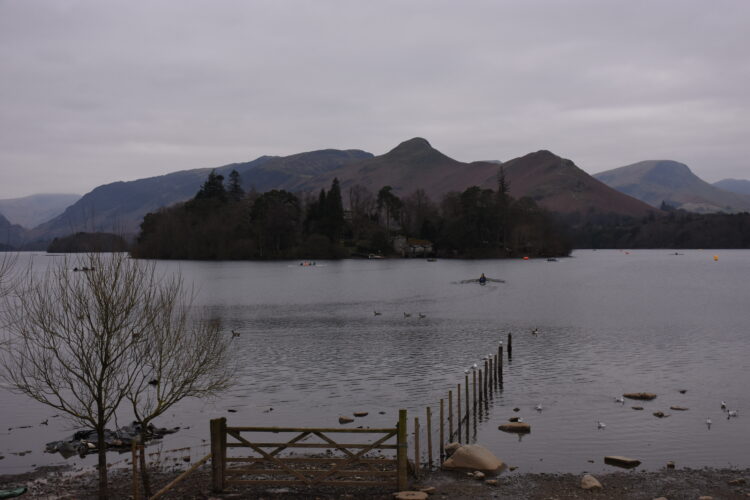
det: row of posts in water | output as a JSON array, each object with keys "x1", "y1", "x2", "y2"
[{"x1": 411, "y1": 332, "x2": 513, "y2": 476}]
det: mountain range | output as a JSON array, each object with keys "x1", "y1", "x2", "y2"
[
  {"x1": 0, "y1": 193, "x2": 80, "y2": 229},
  {"x1": 3, "y1": 138, "x2": 748, "y2": 249},
  {"x1": 594, "y1": 160, "x2": 750, "y2": 213}
]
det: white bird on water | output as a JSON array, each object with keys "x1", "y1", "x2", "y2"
[
  {"x1": 706, "y1": 417, "x2": 712, "y2": 428},
  {"x1": 597, "y1": 421, "x2": 606, "y2": 429},
  {"x1": 535, "y1": 403, "x2": 543, "y2": 412},
  {"x1": 615, "y1": 396, "x2": 625, "y2": 404},
  {"x1": 721, "y1": 401, "x2": 727, "y2": 410},
  {"x1": 727, "y1": 410, "x2": 738, "y2": 418}
]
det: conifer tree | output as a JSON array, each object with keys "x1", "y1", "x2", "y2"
[{"x1": 228, "y1": 169, "x2": 244, "y2": 202}]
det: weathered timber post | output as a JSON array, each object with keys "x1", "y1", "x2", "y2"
[
  {"x1": 472, "y1": 368, "x2": 477, "y2": 409},
  {"x1": 456, "y1": 384, "x2": 462, "y2": 442},
  {"x1": 507, "y1": 332, "x2": 512, "y2": 358},
  {"x1": 464, "y1": 374, "x2": 469, "y2": 423},
  {"x1": 210, "y1": 417, "x2": 226, "y2": 492},
  {"x1": 484, "y1": 359, "x2": 489, "y2": 399},
  {"x1": 439, "y1": 399, "x2": 445, "y2": 463},
  {"x1": 426, "y1": 406, "x2": 433, "y2": 469},
  {"x1": 489, "y1": 356, "x2": 494, "y2": 387},
  {"x1": 478, "y1": 368, "x2": 483, "y2": 405},
  {"x1": 499, "y1": 342, "x2": 504, "y2": 384},
  {"x1": 397, "y1": 409, "x2": 408, "y2": 490},
  {"x1": 464, "y1": 374, "x2": 471, "y2": 444},
  {"x1": 448, "y1": 390, "x2": 453, "y2": 442},
  {"x1": 414, "y1": 417, "x2": 421, "y2": 478}
]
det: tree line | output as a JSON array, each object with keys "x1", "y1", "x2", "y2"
[
  {"x1": 562, "y1": 207, "x2": 750, "y2": 249},
  {"x1": 131, "y1": 169, "x2": 573, "y2": 259}
]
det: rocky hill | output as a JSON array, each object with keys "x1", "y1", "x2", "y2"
[
  {"x1": 595, "y1": 160, "x2": 750, "y2": 213},
  {"x1": 501, "y1": 150, "x2": 656, "y2": 217}
]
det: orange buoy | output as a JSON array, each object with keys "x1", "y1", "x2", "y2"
[
  {"x1": 523, "y1": 256, "x2": 529, "y2": 260},
  {"x1": 713, "y1": 255, "x2": 719, "y2": 261}
]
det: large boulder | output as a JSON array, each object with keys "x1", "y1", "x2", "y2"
[
  {"x1": 581, "y1": 474, "x2": 602, "y2": 490},
  {"x1": 441, "y1": 444, "x2": 504, "y2": 472}
]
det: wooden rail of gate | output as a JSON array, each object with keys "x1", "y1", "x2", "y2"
[{"x1": 210, "y1": 409, "x2": 408, "y2": 492}]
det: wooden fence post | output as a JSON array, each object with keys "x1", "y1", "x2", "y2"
[
  {"x1": 484, "y1": 359, "x2": 490, "y2": 401},
  {"x1": 478, "y1": 368, "x2": 483, "y2": 405},
  {"x1": 472, "y1": 368, "x2": 477, "y2": 409},
  {"x1": 414, "y1": 417, "x2": 421, "y2": 479},
  {"x1": 448, "y1": 390, "x2": 453, "y2": 442},
  {"x1": 397, "y1": 409, "x2": 408, "y2": 490},
  {"x1": 426, "y1": 407, "x2": 433, "y2": 469},
  {"x1": 456, "y1": 384, "x2": 462, "y2": 442},
  {"x1": 507, "y1": 332, "x2": 512, "y2": 358},
  {"x1": 210, "y1": 417, "x2": 226, "y2": 492},
  {"x1": 439, "y1": 399, "x2": 445, "y2": 463},
  {"x1": 499, "y1": 342, "x2": 504, "y2": 384},
  {"x1": 464, "y1": 375, "x2": 469, "y2": 425}
]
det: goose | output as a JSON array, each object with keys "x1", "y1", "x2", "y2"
[
  {"x1": 231, "y1": 329, "x2": 240, "y2": 338},
  {"x1": 531, "y1": 328, "x2": 539, "y2": 335},
  {"x1": 373, "y1": 311, "x2": 382, "y2": 316},
  {"x1": 727, "y1": 410, "x2": 738, "y2": 418},
  {"x1": 403, "y1": 312, "x2": 411, "y2": 318},
  {"x1": 597, "y1": 421, "x2": 606, "y2": 429},
  {"x1": 418, "y1": 313, "x2": 426, "y2": 319},
  {"x1": 615, "y1": 396, "x2": 625, "y2": 404},
  {"x1": 148, "y1": 379, "x2": 159, "y2": 386},
  {"x1": 40, "y1": 419, "x2": 48, "y2": 426},
  {"x1": 721, "y1": 401, "x2": 727, "y2": 410}
]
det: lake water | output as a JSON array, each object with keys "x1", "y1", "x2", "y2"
[{"x1": 1, "y1": 250, "x2": 749, "y2": 475}]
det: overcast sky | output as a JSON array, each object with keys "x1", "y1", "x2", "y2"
[{"x1": 1, "y1": 0, "x2": 749, "y2": 199}]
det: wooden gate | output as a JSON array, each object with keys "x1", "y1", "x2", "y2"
[{"x1": 210, "y1": 409, "x2": 408, "y2": 492}]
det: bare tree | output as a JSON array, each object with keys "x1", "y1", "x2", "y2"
[
  {"x1": 0, "y1": 252, "x2": 17, "y2": 299},
  {"x1": 126, "y1": 279, "x2": 232, "y2": 496},
  {"x1": 0, "y1": 253, "x2": 232, "y2": 500}
]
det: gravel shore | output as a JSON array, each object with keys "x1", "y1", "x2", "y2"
[{"x1": 2, "y1": 464, "x2": 749, "y2": 499}]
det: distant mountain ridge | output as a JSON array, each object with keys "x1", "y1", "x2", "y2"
[
  {"x1": 0, "y1": 193, "x2": 80, "y2": 229},
  {"x1": 713, "y1": 178, "x2": 750, "y2": 196},
  {"x1": 20, "y1": 138, "x2": 663, "y2": 247},
  {"x1": 27, "y1": 149, "x2": 372, "y2": 243},
  {"x1": 286, "y1": 138, "x2": 655, "y2": 218},
  {"x1": 595, "y1": 160, "x2": 750, "y2": 213}
]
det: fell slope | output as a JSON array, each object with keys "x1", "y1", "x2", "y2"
[{"x1": 595, "y1": 160, "x2": 750, "y2": 213}]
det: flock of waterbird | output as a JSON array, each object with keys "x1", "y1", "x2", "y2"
[
  {"x1": 526, "y1": 328, "x2": 741, "y2": 431},
  {"x1": 372, "y1": 310, "x2": 428, "y2": 319},
  {"x1": 594, "y1": 394, "x2": 740, "y2": 431}
]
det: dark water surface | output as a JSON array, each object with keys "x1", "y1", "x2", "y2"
[{"x1": 2, "y1": 250, "x2": 749, "y2": 474}]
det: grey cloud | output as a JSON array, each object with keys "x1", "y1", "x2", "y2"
[{"x1": 1, "y1": 0, "x2": 749, "y2": 198}]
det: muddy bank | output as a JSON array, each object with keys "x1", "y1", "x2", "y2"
[{"x1": 2, "y1": 464, "x2": 749, "y2": 499}]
